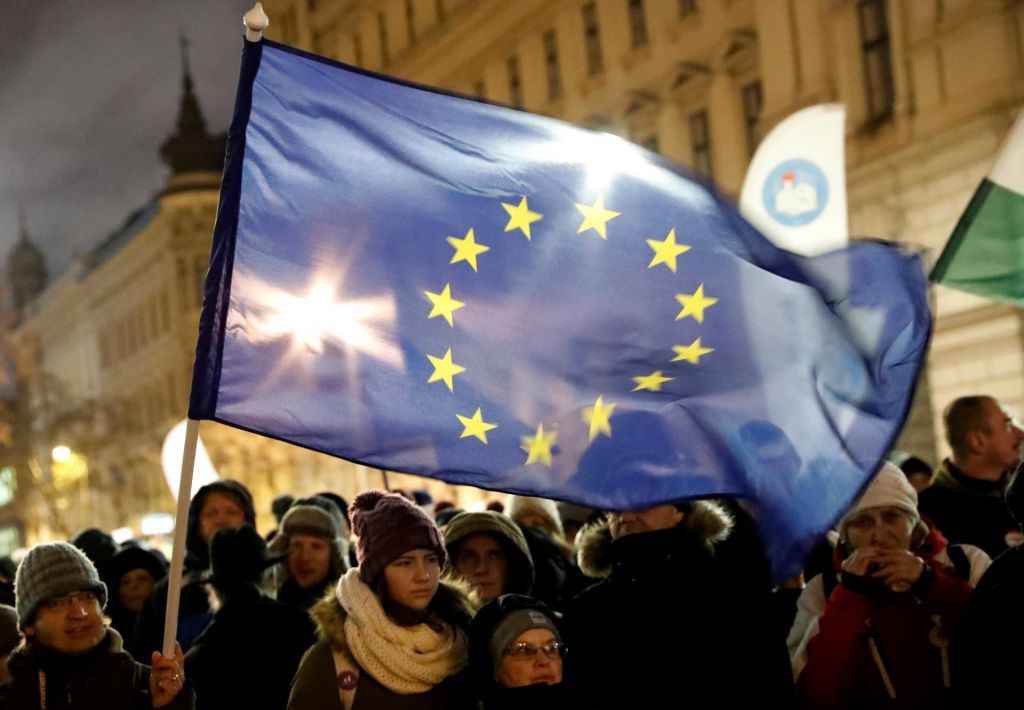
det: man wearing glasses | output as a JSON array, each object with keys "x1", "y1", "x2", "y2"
[
  {"x1": 919, "y1": 395, "x2": 1024, "y2": 557},
  {"x1": 0, "y1": 541, "x2": 193, "y2": 708}
]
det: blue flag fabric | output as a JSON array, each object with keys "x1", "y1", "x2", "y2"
[{"x1": 190, "y1": 40, "x2": 931, "y2": 578}]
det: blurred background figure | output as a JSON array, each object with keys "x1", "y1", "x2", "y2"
[
  {"x1": 106, "y1": 545, "x2": 168, "y2": 660},
  {"x1": 186, "y1": 524, "x2": 315, "y2": 710},
  {"x1": 0, "y1": 604, "x2": 19, "y2": 684},
  {"x1": 269, "y1": 496, "x2": 349, "y2": 611},
  {"x1": 900, "y1": 455, "x2": 935, "y2": 493},
  {"x1": 444, "y1": 511, "x2": 535, "y2": 602}
]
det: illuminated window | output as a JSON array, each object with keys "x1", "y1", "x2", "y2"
[
  {"x1": 405, "y1": 0, "x2": 416, "y2": 44},
  {"x1": 689, "y1": 110, "x2": 712, "y2": 178},
  {"x1": 353, "y1": 33, "x2": 363, "y2": 65},
  {"x1": 741, "y1": 80, "x2": 763, "y2": 156},
  {"x1": 543, "y1": 30, "x2": 561, "y2": 101},
  {"x1": 857, "y1": 0, "x2": 894, "y2": 125},
  {"x1": 507, "y1": 56, "x2": 523, "y2": 108},
  {"x1": 582, "y1": 3, "x2": 603, "y2": 77},
  {"x1": 378, "y1": 12, "x2": 389, "y2": 66},
  {"x1": 628, "y1": 0, "x2": 648, "y2": 48}
]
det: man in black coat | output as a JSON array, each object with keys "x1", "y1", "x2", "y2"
[
  {"x1": 185, "y1": 525, "x2": 316, "y2": 709},
  {"x1": 954, "y1": 462, "x2": 1024, "y2": 708},
  {"x1": 563, "y1": 500, "x2": 792, "y2": 709},
  {"x1": 133, "y1": 480, "x2": 255, "y2": 658}
]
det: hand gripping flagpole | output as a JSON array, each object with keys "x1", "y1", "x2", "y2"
[{"x1": 160, "y1": 4, "x2": 269, "y2": 660}]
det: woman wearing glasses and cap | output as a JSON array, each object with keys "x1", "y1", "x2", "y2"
[{"x1": 469, "y1": 594, "x2": 567, "y2": 709}]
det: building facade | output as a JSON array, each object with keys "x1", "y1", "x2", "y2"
[
  {"x1": 265, "y1": 0, "x2": 1024, "y2": 461},
  {"x1": 3, "y1": 0, "x2": 1022, "y2": 546}
]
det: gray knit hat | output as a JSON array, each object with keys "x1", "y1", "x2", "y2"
[
  {"x1": 15, "y1": 541, "x2": 108, "y2": 630},
  {"x1": 268, "y1": 501, "x2": 349, "y2": 581}
]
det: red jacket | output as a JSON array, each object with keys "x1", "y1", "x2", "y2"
[{"x1": 787, "y1": 526, "x2": 989, "y2": 709}]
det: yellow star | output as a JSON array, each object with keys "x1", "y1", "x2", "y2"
[
  {"x1": 447, "y1": 228, "x2": 490, "y2": 272},
  {"x1": 671, "y1": 338, "x2": 714, "y2": 364},
  {"x1": 632, "y1": 371, "x2": 674, "y2": 392},
  {"x1": 502, "y1": 197, "x2": 543, "y2": 240},
  {"x1": 582, "y1": 395, "x2": 616, "y2": 442},
  {"x1": 646, "y1": 228, "x2": 691, "y2": 272},
  {"x1": 424, "y1": 283, "x2": 465, "y2": 327},
  {"x1": 674, "y1": 284, "x2": 718, "y2": 323},
  {"x1": 426, "y1": 348, "x2": 466, "y2": 392},
  {"x1": 575, "y1": 195, "x2": 620, "y2": 239},
  {"x1": 456, "y1": 408, "x2": 498, "y2": 443},
  {"x1": 520, "y1": 423, "x2": 557, "y2": 466}
]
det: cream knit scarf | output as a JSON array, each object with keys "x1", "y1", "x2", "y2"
[{"x1": 337, "y1": 568, "x2": 468, "y2": 694}]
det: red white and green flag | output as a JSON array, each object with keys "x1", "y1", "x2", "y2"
[{"x1": 932, "y1": 109, "x2": 1024, "y2": 306}]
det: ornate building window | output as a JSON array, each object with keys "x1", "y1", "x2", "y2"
[
  {"x1": 543, "y1": 30, "x2": 562, "y2": 101},
  {"x1": 378, "y1": 11, "x2": 390, "y2": 66},
  {"x1": 405, "y1": 0, "x2": 417, "y2": 45},
  {"x1": 628, "y1": 0, "x2": 648, "y2": 48},
  {"x1": 741, "y1": 80, "x2": 763, "y2": 156},
  {"x1": 857, "y1": 0, "x2": 894, "y2": 125},
  {"x1": 679, "y1": 0, "x2": 698, "y2": 17},
  {"x1": 689, "y1": 110, "x2": 713, "y2": 178},
  {"x1": 582, "y1": 3, "x2": 604, "y2": 77},
  {"x1": 507, "y1": 56, "x2": 523, "y2": 108}
]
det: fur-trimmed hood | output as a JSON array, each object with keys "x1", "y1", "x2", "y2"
[{"x1": 577, "y1": 500, "x2": 734, "y2": 579}]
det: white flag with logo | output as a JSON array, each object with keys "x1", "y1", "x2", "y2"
[{"x1": 740, "y1": 104, "x2": 847, "y2": 256}]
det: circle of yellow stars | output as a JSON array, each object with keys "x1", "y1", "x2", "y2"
[{"x1": 425, "y1": 193, "x2": 718, "y2": 468}]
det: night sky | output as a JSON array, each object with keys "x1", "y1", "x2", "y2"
[{"x1": 0, "y1": 0, "x2": 254, "y2": 283}]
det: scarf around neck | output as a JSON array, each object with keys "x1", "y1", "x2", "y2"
[{"x1": 336, "y1": 568, "x2": 468, "y2": 694}]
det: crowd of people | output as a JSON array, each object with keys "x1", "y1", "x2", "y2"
[{"x1": 0, "y1": 393, "x2": 1021, "y2": 708}]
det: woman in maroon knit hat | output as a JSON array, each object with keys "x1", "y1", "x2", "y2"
[{"x1": 288, "y1": 490, "x2": 474, "y2": 710}]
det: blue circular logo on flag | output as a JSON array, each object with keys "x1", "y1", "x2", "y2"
[{"x1": 762, "y1": 159, "x2": 829, "y2": 227}]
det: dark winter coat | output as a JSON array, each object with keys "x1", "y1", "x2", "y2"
[
  {"x1": 918, "y1": 460, "x2": 1018, "y2": 558},
  {"x1": 0, "y1": 628, "x2": 194, "y2": 710},
  {"x1": 133, "y1": 481, "x2": 256, "y2": 658},
  {"x1": 954, "y1": 540, "x2": 1024, "y2": 707},
  {"x1": 184, "y1": 586, "x2": 315, "y2": 710},
  {"x1": 563, "y1": 501, "x2": 793, "y2": 709},
  {"x1": 287, "y1": 589, "x2": 473, "y2": 710}
]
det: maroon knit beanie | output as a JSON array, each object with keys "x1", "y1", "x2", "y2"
[{"x1": 349, "y1": 490, "x2": 447, "y2": 583}]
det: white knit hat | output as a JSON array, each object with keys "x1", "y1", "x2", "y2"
[{"x1": 838, "y1": 462, "x2": 920, "y2": 540}]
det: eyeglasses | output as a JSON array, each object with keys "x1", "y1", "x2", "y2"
[
  {"x1": 40, "y1": 590, "x2": 99, "y2": 612},
  {"x1": 503, "y1": 640, "x2": 567, "y2": 660}
]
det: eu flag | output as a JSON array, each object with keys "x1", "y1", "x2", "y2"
[{"x1": 190, "y1": 40, "x2": 930, "y2": 578}]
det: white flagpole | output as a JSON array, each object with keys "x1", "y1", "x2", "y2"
[
  {"x1": 159, "y1": 3, "x2": 269, "y2": 660},
  {"x1": 161, "y1": 418, "x2": 200, "y2": 658}
]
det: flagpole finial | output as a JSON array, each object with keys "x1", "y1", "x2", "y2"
[{"x1": 244, "y1": 3, "x2": 269, "y2": 42}]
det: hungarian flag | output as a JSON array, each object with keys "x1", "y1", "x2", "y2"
[{"x1": 933, "y1": 110, "x2": 1024, "y2": 306}]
